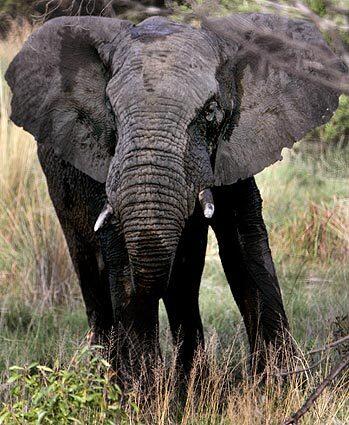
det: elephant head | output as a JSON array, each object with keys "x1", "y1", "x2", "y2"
[{"x1": 6, "y1": 14, "x2": 346, "y2": 296}]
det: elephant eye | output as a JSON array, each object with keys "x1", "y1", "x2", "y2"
[
  {"x1": 205, "y1": 101, "x2": 223, "y2": 123},
  {"x1": 105, "y1": 96, "x2": 113, "y2": 112}
]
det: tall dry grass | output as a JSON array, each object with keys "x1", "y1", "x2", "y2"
[
  {"x1": 0, "y1": 29, "x2": 78, "y2": 309},
  {"x1": 128, "y1": 341, "x2": 348, "y2": 425}
]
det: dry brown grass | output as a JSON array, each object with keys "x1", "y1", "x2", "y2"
[
  {"x1": 0, "y1": 30, "x2": 78, "y2": 309},
  {"x1": 269, "y1": 198, "x2": 349, "y2": 263},
  {"x1": 106, "y1": 337, "x2": 348, "y2": 424}
]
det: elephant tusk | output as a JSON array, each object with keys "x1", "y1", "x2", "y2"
[
  {"x1": 94, "y1": 203, "x2": 114, "y2": 232},
  {"x1": 199, "y1": 189, "x2": 215, "y2": 219}
]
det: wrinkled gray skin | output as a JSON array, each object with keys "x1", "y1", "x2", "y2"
[{"x1": 6, "y1": 14, "x2": 345, "y2": 377}]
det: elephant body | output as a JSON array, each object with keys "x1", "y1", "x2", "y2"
[
  {"x1": 39, "y1": 141, "x2": 287, "y2": 373},
  {"x1": 6, "y1": 14, "x2": 346, "y2": 375}
]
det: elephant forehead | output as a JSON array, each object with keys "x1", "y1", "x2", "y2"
[
  {"x1": 140, "y1": 38, "x2": 218, "y2": 92},
  {"x1": 110, "y1": 28, "x2": 220, "y2": 114}
]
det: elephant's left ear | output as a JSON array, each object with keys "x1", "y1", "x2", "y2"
[
  {"x1": 202, "y1": 13, "x2": 348, "y2": 186},
  {"x1": 6, "y1": 16, "x2": 132, "y2": 183}
]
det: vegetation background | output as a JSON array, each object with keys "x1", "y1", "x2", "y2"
[{"x1": 0, "y1": 0, "x2": 348, "y2": 423}]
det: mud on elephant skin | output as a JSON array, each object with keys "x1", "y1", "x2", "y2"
[{"x1": 5, "y1": 14, "x2": 346, "y2": 375}]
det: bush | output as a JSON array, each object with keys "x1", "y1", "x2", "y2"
[
  {"x1": 320, "y1": 95, "x2": 349, "y2": 145},
  {"x1": 0, "y1": 346, "x2": 137, "y2": 424}
]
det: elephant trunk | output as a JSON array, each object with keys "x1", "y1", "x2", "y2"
[{"x1": 111, "y1": 130, "x2": 189, "y2": 295}]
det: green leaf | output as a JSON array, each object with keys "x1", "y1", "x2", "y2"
[
  {"x1": 37, "y1": 365, "x2": 54, "y2": 373},
  {"x1": 0, "y1": 411, "x2": 11, "y2": 424},
  {"x1": 8, "y1": 366, "x2": 24, "y2": 371},
  {"x1": 70, "y1": 395, "x2": 85, "y2": 404},
  {"x1": 37, "y1": 410, "x2": 47, "y2": 423},
  {"x1": 7, "y1": 375, "x2": 20, "y2": 384},
  {"x1": 100, "y1": 359, "x2": 111, "y2": 368},
  {"x1": 68, "y1": 418, "x2": 82, "y2": 424}
]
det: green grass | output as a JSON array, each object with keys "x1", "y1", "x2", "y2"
[{"x1": 0, "y1": 304, "x2": 87, "y2": 372}]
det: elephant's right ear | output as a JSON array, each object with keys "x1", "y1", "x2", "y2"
[
  {"x1": 5, "y1": 16, "x2": 132, "y2": 183},
  {"x1": 202, "y1": 14, "x2": 347, "y2": 186}
]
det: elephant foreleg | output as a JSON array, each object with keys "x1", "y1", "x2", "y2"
[
  {"x1": 62, "y1": 225, "x2": 114, "y2": 342},
  {"x1": 211, "y1": 177, "x2": 291, "y2": 372},
  {"x1": 163, "y1": 203, "x2": 208, "y2": 376}
]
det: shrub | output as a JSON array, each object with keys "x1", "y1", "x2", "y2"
[
  {"x1": 320, "y1": 95, "x2": 349, "y2": 146},
  {"x1": 0, "y1": 346, "x2": 137, "y2": 424}
]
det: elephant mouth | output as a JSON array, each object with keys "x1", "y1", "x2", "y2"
[
  {"x1": 94, "y1": 188, "x2": 215, "y2": 232},
  {"x1": 93, "y1": 187, "x2": 214, "y2": 295}
]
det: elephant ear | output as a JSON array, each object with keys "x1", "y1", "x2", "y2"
[
  {"x1": 202, "y1": 13, "x2": 347, "y2": 186},
  {"x1": 5, "y1": 16, "x2": 132, "y2": 183}
]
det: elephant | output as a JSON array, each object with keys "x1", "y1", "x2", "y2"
[{"x1": 6, "y1": 13, "x2": 346, "y2": 377}]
